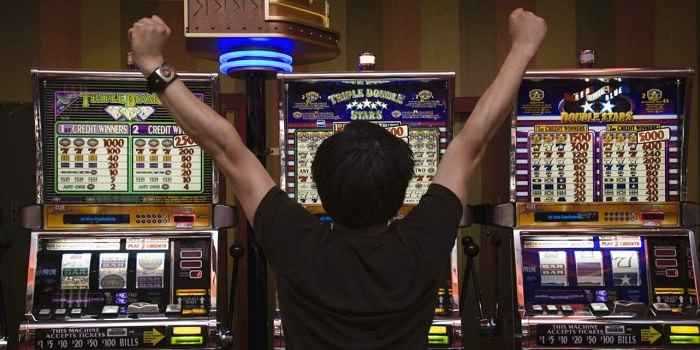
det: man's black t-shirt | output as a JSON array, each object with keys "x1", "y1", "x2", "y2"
[{"x1": 254, "y1": 183, "x2": 462, "y2": 349}]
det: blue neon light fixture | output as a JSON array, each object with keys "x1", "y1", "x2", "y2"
[
  {"x1": 217, "y1": 38, "x2": 295, "y2": 75},
  {"x1": 219, "y1": 49, "x2": 293, "y2": 75}
]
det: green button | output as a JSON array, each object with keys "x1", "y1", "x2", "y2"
[
  {"x1": 427, "y1": 335, "x2": 449, "y2": 345},
  {"x1": 670, "y1": 335, "x2": 700, "y2": 344},
  {"x1": 170, "y1": 336, "x2": 204, "y2": 345}
]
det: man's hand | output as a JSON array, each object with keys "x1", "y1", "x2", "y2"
[
  {"x1": 129, "y1": 15, "x2": 170, "y2": 75},
  {"x1": 509, "y1": 8, "x2": 547, "y2": 59}
]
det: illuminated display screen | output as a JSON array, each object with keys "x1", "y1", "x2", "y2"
[
  {"x1": 514, "y1": 77, "x2": 685, "y2": 203},
  {"x1": 521, "y1": 234, "x2": 696, "y2": 307},
  {"x1": 33, "y1": 236, "x2": 211, "y2": 316},
  {"x1": 37, "y1": 73, "x2": 216, "y2": 204},
  {"x1": 521, "y1": 235, "x2": 649, "y2": 305},
  {"x1": 282, "y1": 75, "x2": 452, "y2": 206}
]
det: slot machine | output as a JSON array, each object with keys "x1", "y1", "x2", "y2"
[
  {"x1": 483, "y1": 68, "x2": 700, "y2": 349},
  {"x1": 18, "y1": 70, "x2": 235, "y2": 350},
  {"x1": 274, "y1": 72, "x2": 462, "y2": 349}
]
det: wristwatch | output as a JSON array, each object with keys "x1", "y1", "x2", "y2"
[{"x1": 146, "y1": 63, "x2": 178, "y2": 93}]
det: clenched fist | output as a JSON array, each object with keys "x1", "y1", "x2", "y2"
[
  {"x1": 129, "y1": 15, "x2": 171, "y2": 75},
  {"x1": 509, "y1": 8, "x2": 547, "y2": 58}
]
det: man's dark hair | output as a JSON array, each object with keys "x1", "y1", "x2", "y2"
[{"x1": 312, "y1": 121, "x2": 414, "y2": 228}]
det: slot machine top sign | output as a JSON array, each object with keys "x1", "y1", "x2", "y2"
[
  {"x1": 33, "y1": 70, "x2": 218, "y2": 205},
  {"x1": 514, "y1": 69, "x2": 692, "y2": 207},
  {"x1": 278, "y1": 72, "x2": 454, "y2": 214}
]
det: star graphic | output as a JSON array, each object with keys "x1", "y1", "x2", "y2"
[
  {"x1": 362, "y1": 99, "x2": 372, "y2": 109},
  {"x1": 581, "y1": 100, "x2": 595, "y2": 113},
  {"x1": 346, "y1": 102, "x2": 355, "y2": 110},
  {"x1": 369, "y1": 102, "x2": 377, "y2": 109},
  {"x1": 620, "y1": 275, "x2": 631, "y2": 286},
  {"x1": 601, "y1": 100, "x2": 615, "y2": 113},
  {"x1": 379, "y1": 102, "x2": 388, "y2": 109}
]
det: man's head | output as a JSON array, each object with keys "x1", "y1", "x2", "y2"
[{"x1": 312, "y1": 121, "x2": 414, "y2": 229}]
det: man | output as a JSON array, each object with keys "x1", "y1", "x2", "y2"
[{"x1": 129, "y1": 8, "x2": 546, "y2": 349}]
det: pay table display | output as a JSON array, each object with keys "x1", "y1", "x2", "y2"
[
  {"x1": 42, "y1": 80, "x2": 214, "y2": 204},
  {"x1": 515, "y1": 76, "x2": 683, "y2": 204},
  {"x1": 280, "y1": 73, "x2": 453, "y2": 210}
]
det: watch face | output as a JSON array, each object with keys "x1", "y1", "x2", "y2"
[{"x1": 160, "y1": 65, "x2": 174, "y2": 79}]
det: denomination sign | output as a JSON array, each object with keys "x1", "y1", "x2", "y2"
[
  {"x1": 536, "y1": 324, "x2": 663, "y2": 347},
  {"x1": 35, "y1": 327, "x2": 169, "y2": 349}
]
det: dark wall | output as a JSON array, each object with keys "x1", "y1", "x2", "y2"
[{"x1": 0, "y1": 103, "x2": 35, "y2": 346}]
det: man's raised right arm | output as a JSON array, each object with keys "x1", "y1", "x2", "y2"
[{"x1": 433, "y1": 8, "x2": 547, "y2": 205}]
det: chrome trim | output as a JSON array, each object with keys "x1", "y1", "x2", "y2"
[
  {"x1": 31, "y1": 69, "x2": 218, "y2": 80},
  {"x1": 19, "y1": 318, "x2": 217, "y2": 330},
  {"x1": 211, "y1": 73, "x2": 221, "y2": 205},
  {"x1": 525, "y1": 68, "x2": 694, "y2": 78},
  {"x1": 169, "y1": 239, "x2": 175, "y2": 306},
  {"x1": 210, "y1": 230, "x2": 219, "y2": 313},
  {"x1": 278, "y1": 72, "x2": 457, "y2": 80},
  {"x1": 689, "y1": 229, "x2": 700, "y2": 303},
  {"x1": 513, "y1": 230, "x2": 525, "y2": 308},
  {"x1": 24, "y1": 232, "x2": 40, "y2": 319},
  {"x1": 522, "y1": 318, "x2": 700, "y2": 326},
  {"x1": 32, "y1": 70, "x2": 43, "y2": 204},
  {"x1": 278, "y1": 81, "x2": 288, "y2": 192}
]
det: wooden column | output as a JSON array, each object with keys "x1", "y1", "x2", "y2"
[
  {"x1": 39, "y1": 0, "x2": 82, "y2": 69},
  {"x1": 381, "y1": 0, "x2": 421, "y2": 70}
]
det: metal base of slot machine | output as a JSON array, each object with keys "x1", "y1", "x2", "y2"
[
  {"x1": 17, "y1": 230, "x2": 225, "y2": 350},
  {"x1": 518, "y1": 229, "x2": 700, "y2": 349},
  {"x1": 485, "y1": 203, "x2": 700, "y2": 350}
]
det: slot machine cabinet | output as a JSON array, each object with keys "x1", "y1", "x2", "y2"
[
  {"x1": 18, "y1": 70, "x2": 235, "y2": 350},
  {"x1": 483, "y1": 68, "x2": 700, "y2": 349},
  {"x1": 273, "y1": 72, "x2": 462, "y2": 349}
]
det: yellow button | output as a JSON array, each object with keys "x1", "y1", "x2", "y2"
[
  {"x1": 429, "y1": 326, "x2": 447, "y2": 334},
  {"x1": 182, "y1": 308, "x2": 208, "y2": 316},
  {"x1": 670, "y1": 326, "x2": 700, "y2": 335},
  {"x1": 175, "y1": 289, "x2": 207, "y2": 297},
  {"x1": 173, "y1": 327, "x2": 202, "y2": 336}
]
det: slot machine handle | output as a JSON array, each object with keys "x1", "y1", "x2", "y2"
[
  {"x1": 218, "y1": 242, "x2": 244, "y2": 349},
  {"x1": 460, "y1": 235, "x2": 496, "y2": 345},
  {"x1": 228, "y1": 242, "x2": 245, "y2": 328}
]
